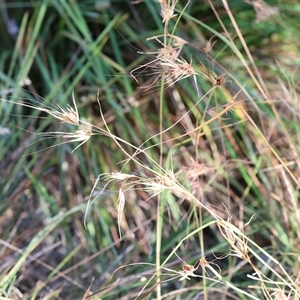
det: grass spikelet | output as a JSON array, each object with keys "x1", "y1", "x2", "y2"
[
  {"x1": 1, "y1": 91, "x2": 94, "y2": 153},
  {"x1": 159, "y1": 0, "x2": 178, "y2": 24},
  {"x1": 117, "y1": 189, "x2": 125, "y2": 238},
  {"x1": 23, "y1": 127, "x2": 92, "y2": 154},
  {"x1": 130, "y1": 54, "x2": 197, "y2": 91},
  {"x1": 217, "y1": 218, "x2": 251, "y2": 262},
  {"x1": 173, "y1": 252, "x2": 200, "y2": 281},
  {"x1": 271, "y1": 289, "x2": 290, "y2": 300},
  {"x1": 1, "y1": 90, "x2": 80, "y2": 125},
  {"x1": 48, "y1": 91, "x2": 79, "y2": 125},
  {"x1": 197, "y1": 61, "x2": 230, "y2": 87}
]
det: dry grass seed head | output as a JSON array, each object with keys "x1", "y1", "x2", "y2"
[
  {"x1": 108, "y1": 172, "x2": 138, "y2": 181},
  {"x1": 183, "y1": 160, "x2": 214, "y2": 181},
  {"x1": 157, "y1": 45, "x2": 181, "y2": 61},
  {"x1": 245, "y1": 0, "x2": 279, "y2": 23},
  {"x1": 84, "y1": 172, "x2": 137, "y2": 228},
  {"x1": 68, "y1": 128, "x2": 92, "y2": 152},
  {"x1": 159, "y1": 0, "x2": 178, "y2": 23},
  {"x1": 173, "y1": 255, "x2": 222, "y2": 282},
  {"x1": 198, "y1": 61, "x2": 229, "y2": 87},
  {"x1": 271, "y1": 288, "x2": 290, "y2": 300},
  {"x1": 182, "y1": 161, "x2": 216, "y2": 195},
  {"x1": 48, "y1": 91, "x2": 79, "y2": 125},
  {"x1": 147, "y1": 34, "x2": 187, "y2": 60},
  {"x1": 178, "y1": 261, "x2": 198, "y2": 281},
  {"x1": 213, "y1": 73, "x2": 229, "y2": 87},
  {"x1": 87, "y1": 172, "x2": 175, "y2": 229},
  {"x1": 131, "y1": 35, "x2": 192, "y2": 89},
  {"x1": 217, "y1": 220, "x2": 250, "y2": 261},
  {"x1": 131, "y1": 56, "x2": 196, "y2": 91},
  {"x1": 23, "y1": 92, "x2": 90, "y2": 152},
  {"x1": 161, "y1": 57, "x2": 197, "y2": 87},
  {"x1": 136, "y1": 172, "x2": 175, "y2": 197},
  {"x1": 174, "y1": 251, "x2": 200, "y2": 281},
  {"x1": 25, "y1": 126, "x2": 92, "y2": 154},
  {"x1": 2, "y1": 91, "x2": 80, "y2": 125},
  {"x1": 202, "y1": 35, "x2": 218, "y2": 54},
  {"x1": 49, "y1": 104, "x2": 78, "y2": 125},
  {"x1": 232, "y1": 237, "x2": 250, "y2": 261}
]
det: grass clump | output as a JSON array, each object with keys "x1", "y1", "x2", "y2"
[{"x1": 1, "y1": 0, "x2": 300, "y2": 299}]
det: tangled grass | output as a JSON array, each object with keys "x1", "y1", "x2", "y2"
[{"x1": 1, "y1": 0, "x2": 300, "y2": 299}]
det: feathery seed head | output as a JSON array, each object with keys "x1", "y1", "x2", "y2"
[
  {"x1": 48, "y1": 91, "x2": 79, "y2": 125},
  {"x1": 49, "y1": 104, "x2": 79, "y2": 125},
  {"x1": 159, "y1": 0, "x2": 178, "y2": 23}
]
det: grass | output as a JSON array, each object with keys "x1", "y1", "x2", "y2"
[{"x1": 1, "y1": 0, "x2": 300, "y2": 299}]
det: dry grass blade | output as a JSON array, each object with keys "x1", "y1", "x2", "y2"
[
  {"x1": 117, "y1": 189, "x2": 125, "y2": 238},
  {"x1": 82, "y1": 278, "x2": 94, "y2": 300}
]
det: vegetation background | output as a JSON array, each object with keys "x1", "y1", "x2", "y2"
[{"x1": 0, "y1": 0, "x2": 300, "y2": 299}]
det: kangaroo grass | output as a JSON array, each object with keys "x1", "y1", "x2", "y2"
[{"x1": 1, "y1": 0, "x2": 300, "y2": 299}]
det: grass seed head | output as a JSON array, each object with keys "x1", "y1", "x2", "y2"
[
  {"x1": 48, "y1": 91, "x2": 79, "y2": 125},
  {"x1": 271, "y1": 289, "x2": 290, "y2": 300},
  {"x1": 52, "y1": 104, "x2": 79, "y2": 125},
  {"x1": 159, "y1": 0, "x2": 178, "y2": 23},
  {"x1": 197, "y1": 61, "x2": 230, "y2": 87},
  {"x1": 161, "y1": 57, "x2": 196, "y2": 87},
  {"x1": 245, "y1": 0, "x2": 279, "y2": 23},
  {"x1": 218, "y1": 220, "x2": 251, "y2": 261},
  {"x1": 178, "y1": 262, "x2": 196, "y2": 281}
]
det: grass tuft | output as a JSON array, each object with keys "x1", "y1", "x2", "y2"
[{"x1": 1, "y1": 0, "x2": 300, "y2": 299}]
